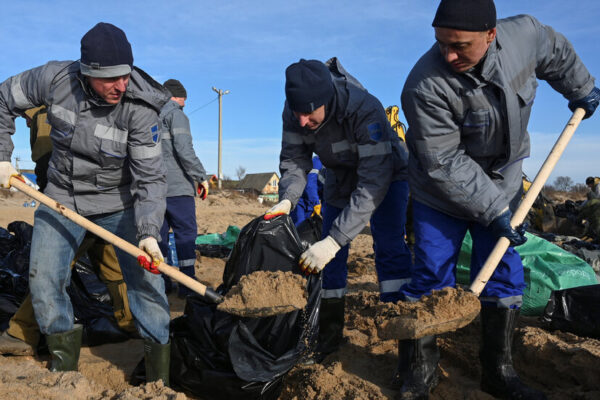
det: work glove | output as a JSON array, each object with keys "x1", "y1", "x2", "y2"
[
  {"x1": 312, "y1": 203, "x2": 322, "y2": 217},
  {"x1": 264, "y1": 199, "x2": 292, "y2": 220},
  {"x1": 299, "y1": 235, "x2": 341, "y2": 274},
  {"x1": 197, "y1": 180, "x2": 209, "y2": 200},
  {"x1": 489, "y1": 208, "x2": 527, "y2": 247},
  {"x1": 568, "y1": 86, "x2": 600, "y2": 119},
  {"x1": 0, "y1": 161, "x2": 19, "y2": 188},
  {"x1": 137, "y1": 236, "x2": 164, "y2": 274}
]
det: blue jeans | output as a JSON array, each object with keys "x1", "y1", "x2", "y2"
[
  {"x1": 321, "y1": 180, "x2": 413, "y2": 302},
  {"x1": 399, "y1": 200, "x2": 526, "y2": 308},
  {"x1": 29, "y1": 204, "x2": 170, "y2": 343}
]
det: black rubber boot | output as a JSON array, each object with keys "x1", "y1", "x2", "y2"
[
  {"x1": 480, "y1": 307, "x2": 547, "y2": 400},
  {"x1": 144, "y1": 340, "x2": 171, "y2": 386},
  {"x1": 46, "y1": 324, "x2": 83, "y2": 372},
  {"x1": 316, "y1": 297, "x2": 345, "y2": 357},
  {"x1": 394, "y1": 335, "x2": 440, "y2": 400}
]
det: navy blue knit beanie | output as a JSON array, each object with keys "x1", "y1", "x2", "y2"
[
  {"x1": 285, "y1": 59, "x2": 334, "y2": 113},
  {"x1": 80, "y1": 22, "x2": 133, "y2": 78},
  {"x1": 432, "y1": 0, "x2": 496, "y2": 31},
  {"x1": 163, "y1": 79, "x2": 187, "y2": 98}
]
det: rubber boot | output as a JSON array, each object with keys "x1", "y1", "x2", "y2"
[
  {"x1": 144, "y1": 340, "x2": 171, "y2": 386},
  {"x1": 480, "y1": 307, "x2": 547, "y2": 400},
  {"x1": 394, "y1": 335, "x2": 440, "y2": 400},
  {"x1": 0, "y1": 331, "x2": 35, "y2": 356},
  {"x1": 46, "y1": 324, "x2": 83, "y2": 372},
  {"x1": 316, "y1": 297, "x2": 345, "y2": 357}
]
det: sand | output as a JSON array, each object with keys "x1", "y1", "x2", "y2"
[
  {"x1": 1, "y1": 190, "x2": 600, "y2": 399},
  {"x1": 217, "y1": 270, "x2": 308, "y2": 318},
  {"x1": 376, "y1": 287, "x2": 482, "y2": 340}
]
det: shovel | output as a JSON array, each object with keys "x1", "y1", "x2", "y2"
[
  {"x1": 378, "y1": 108, "x2": 586, "y2": 340},
  {"x1": 9, "y1": 176, "x2": 224, "y2": 304}
]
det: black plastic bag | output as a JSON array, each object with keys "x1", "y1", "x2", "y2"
[
  {"x1": 0, "y1": 221, "x2": 33, "y2": 329},
  {"x1": 68, "y1": 259, "x2": 133, "y2": 346},
  {"x1": 169, "y1": 215, "x2": 321, "y2": 400},
  {"x1": 295, "y1": 214, "x2": 323, "y2": 249},
  {"x1": 541, "y1": 284, "x2": 600, "y2": 339}
]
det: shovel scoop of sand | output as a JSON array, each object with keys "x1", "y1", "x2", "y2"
[
  {"x1": 376, "y1": 287, "x2": 481, "y2": 340},
  {"x1": 217, "y1": 270, "x2": 308, "y2": 318}
]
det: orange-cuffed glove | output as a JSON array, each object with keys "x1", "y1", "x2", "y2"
[
  {"x1": 264, "y1": 199, "x2": 292, "y2": 220},
  {"x1": 0, "y1": 161, "x2": 20, "y2": 189},
  {"x1": 137, "y1": 236, "x2": 164, "y2": 274},
  {"x1": 197, "y1": 180, "x2": 209, "y2": 200}
]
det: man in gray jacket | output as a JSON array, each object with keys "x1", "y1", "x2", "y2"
[
  {"x1": 398, "y1": 1, "x2": 599, "y2": 399},
  {"x1": 0, "y1": 23, "x2": 172, "y2": 384},
  {"x1": 158, "y1": 79, "x2": 208, "y2": 298},
  {"x1": 266, "y1": 58, "x2": 412, "y2": 361}
]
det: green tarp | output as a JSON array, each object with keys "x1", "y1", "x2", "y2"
[
  {"x1": 457, "y1": 232, "x2": 598, "y2": 316},
  {"x1": 195, "y1": 225, "x2": 241, "y2": 249}
]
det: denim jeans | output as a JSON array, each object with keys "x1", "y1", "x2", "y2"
[{"x1": 29, "y1": 204, "x2": 170, "y2": 344}]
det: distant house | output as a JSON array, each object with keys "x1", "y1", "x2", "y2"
[{"x1": 237, "y1": 172, "x2": 280, "y2": 202}]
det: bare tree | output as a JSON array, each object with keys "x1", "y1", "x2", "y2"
[
  {"x1": 236, "y1": 166, "x2": 246, "y2": 181},
  {"x1": 552, "y1": 176, "x2": 574, "y2": 192}
]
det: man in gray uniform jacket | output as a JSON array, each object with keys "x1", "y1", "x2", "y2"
[
  {"x1": 158, "y1": 79, "x2": 208, "y2": 298},
  {"x1": 398, "y1": 0, "x2": 599, "y2": 399},
  {"x1": 0, "y1": 23, "x2": 173, "y2": 384},
  {"x1": 267, "y1": 58, "x2": 412, "y2": 361}
]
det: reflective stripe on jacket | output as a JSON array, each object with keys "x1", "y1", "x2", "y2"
[
  {"x1": 402, "y1": 15, "x2": 594, "y2": 226},
  {"x1": 159, "y1": 100, "x2": 207, "y2": 197},
  {"x1": 0, "y1": 60, "x2": 170, "y2": 239},
  {"x1": 279, "y1": 57, "x2": 409, "y2": 247}
]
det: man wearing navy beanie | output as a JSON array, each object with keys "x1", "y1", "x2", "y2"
[
  {"x1": 0, "y1": 22, "x2": 172, "y2": 384},
  {"x1": 267, "y1": 58, "x2": 412, "y2": 363},
  {"x1": 398, "y1": 0, "x2": 598, "y2": 398}
]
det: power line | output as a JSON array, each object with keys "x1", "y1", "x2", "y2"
[{"x1": 187, "y1": 97, "x2": 219, "y2": 116}]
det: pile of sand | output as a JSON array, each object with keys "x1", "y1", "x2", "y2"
[
  {"x1": 217, "y1": 270, "x2": 308, "y2": 317},
  {"x1": 376, "y1": 287, "x2": 481, "y2": 340}
]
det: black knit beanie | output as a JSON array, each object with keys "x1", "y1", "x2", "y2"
[
  {"x1": 163, "y1": 79, "x2": 187, "y2": 98},
  {"x1": 285, "y1": 59, "x2": 334, "y2": 113},
  {"x1": 80, "y1": 22, "x2": 133, "y2": 78},
  {"x1": 432, "y1": 0, "x2": 496, "y2": 31}
]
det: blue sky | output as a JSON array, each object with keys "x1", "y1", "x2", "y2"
[{"x1": 1, "y1": 0, "x2": 598, "y2": 184}]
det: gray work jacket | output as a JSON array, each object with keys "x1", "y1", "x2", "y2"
[
  {"x1": 402, "y1": 15, "x2": 594, "y2": 226},
  {"x1": 0, "y1": 61, "x2": 170, "y2": 239},
  {"x1": 159, "y1": 100, "x2": 207, "y2": 197},
  {"x1": 279, "y1": 57, "x2": 409, "y2": 247}
]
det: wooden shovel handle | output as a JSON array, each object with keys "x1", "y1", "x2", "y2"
[
  {"x1": 469, "y1": 108, "x2": 586, "y2": 296},
  {"x1": 9, "y1": 177, "x2": 223, "y2": 302}
]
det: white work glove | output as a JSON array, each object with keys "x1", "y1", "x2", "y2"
[
  {"x1": 299, "y1": 235, "x2": 341, "y2": 274},
  {"x1": 137, "y1": 236, "x2": 164, "y2": 274},
  {"x1": 197, "y1": 180, "x2": 209, "y2": 200},
  {"x1": 264, "y1": 199, "x2": 292, "y2": 220},
  {"x1": 0, "y1": 161, "x2": 19, "y2": 188}
]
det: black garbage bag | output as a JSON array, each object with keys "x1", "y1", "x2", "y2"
[
  {"x1": 0, "y1": 221, "x2": 33, "y2": 330},
  {"x1": 196, "y1": 243, "x2": 232, "y2": 258},
  {"x1": 67, "y1": 258, "x2": 133, "y2": 346},
  {"x1": 295, "y1": 214, "x2": 323, "y2": 249},
  {"x1": 541, "y1": 284, "x2": 600, "y2": 339},
  {"x1": 169, "y1": 215, "x2": 321, "y2": 400}
]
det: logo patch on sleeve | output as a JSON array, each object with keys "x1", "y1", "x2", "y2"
[
  {"x1": 367, "y1": 122, "x2": 382, "y2": 141},
  {"x1": 151, "y1": 124, "x2": 159, "y2": 143}
]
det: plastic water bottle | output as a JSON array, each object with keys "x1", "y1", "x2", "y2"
[{"x1": 167, "y1": 232, "x2": 179, "y2": 267}]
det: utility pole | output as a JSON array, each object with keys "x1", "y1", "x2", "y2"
[{"x1": 212, "y1": 87, "x2": 230, "y2": 189}]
